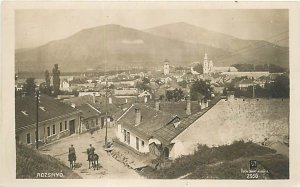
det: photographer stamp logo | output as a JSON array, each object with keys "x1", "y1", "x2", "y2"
[
  {"x1": 240, "y1": 160, "x2": 269, "y2": 179},
  {"x1": 250, "y1": 160, "x2": 257, "y2": 170}
]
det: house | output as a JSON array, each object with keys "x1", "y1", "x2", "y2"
[
  {"x1": 15, "y1": 95, "x2": 81, "y2": 146},
  {"x1": 116, "y1": 103, "x2": 181, "y2": 158},
  {"x1": 138, "y1": 91, "x2": 152, "y2": 103},
  {"x1": 235, "y1": 79, "x2": 255, "y2": 91},
  {"x1": 113, "y1": 88, "x2": 138, "y2": 97},
  {"x1": 63, "y1": 95, "x2": 124, "y2": 128},
  {"x1": 221, "y1": 71, "x2": 270, "y2": 79},
  {"x1": 76, "y1": 103, "x2": 103, "y2": 132},
  {"x1": 60, "y1": 79, "x2": 71, "y2": 91}
]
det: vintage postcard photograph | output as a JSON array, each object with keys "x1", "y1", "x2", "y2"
[{"x1": 1, "y1": 2, "x2": 300, "y2": 186}]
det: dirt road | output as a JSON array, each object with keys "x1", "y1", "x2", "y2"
[{"x1": 39, "y1": 128, "x2": 143, "y2": 179}]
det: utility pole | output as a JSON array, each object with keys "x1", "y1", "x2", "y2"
[
  {"x1": 104, "y1": 75, "x2": 108, "y2": 148},
  {"x1": 35, "y1": 90, "x2": 40, "y2": 150}
]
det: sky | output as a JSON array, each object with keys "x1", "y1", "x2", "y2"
[{"x1": 15, "y1": 9, "x2": 289, "y2": 49}]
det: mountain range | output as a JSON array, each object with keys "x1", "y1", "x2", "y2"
[{"x1": 15, "y1": 22, "x2": 289, "y2": 72}]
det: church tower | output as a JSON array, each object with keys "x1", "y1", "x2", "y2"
[
  {"x1": 163, "y1": 59, "x2": 170, "y2": 75},
  {"x1": 203, "y1": 52, "x2": 209, "y2": 74}
]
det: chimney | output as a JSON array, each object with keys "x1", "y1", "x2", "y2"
[
  {"x1": 186, "y1": 96, "x2": 191, "y2": 115},
  {"x1": 108, "y1": 97, "x2": 112, "y2": 104},
  {"x1": 155, "y1": 100, "x2": 160, "y2": 110},
  {"x1": 135, "y1": 108, "x2": 141, "y2": 126},
  {"x1": 92, "y1": 93, "x2": 96, "y2": 104}
]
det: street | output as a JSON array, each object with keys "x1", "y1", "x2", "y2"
[{"x1": 39, "y1": 128, "x2": 143, "y2": 179}]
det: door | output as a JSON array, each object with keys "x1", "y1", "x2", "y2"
[{"x1": 69, "y1": 120, "x2": 75, "y2": 135}]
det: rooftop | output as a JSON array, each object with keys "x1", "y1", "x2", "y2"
[
  {"x1": 15, "y1": 95, "x2": 81, "y2": 131},
  {"x1": 117, "y1": 103, "x2": 179, "y2": 140},
  {"x1": 76, "y1": 103, "x2": 100, "y2": 119}
]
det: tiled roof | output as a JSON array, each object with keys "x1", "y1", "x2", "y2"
[
  {"x1": 15, "y1": 95, "x2": 81, "y2": 131},
  {"x1": 76, "y1": 104, "x2": 100, "y2": 119},
  {"x1": 117, "y1": 103, "x2": 178, "y2": 139},
  {"x1": 153, "y1": 97, "x2": 222, "y2": 144},
  {"x1": 146, "y1": 101, "x2": 202, "y2": 118},
  {"x1": 63, "y1": 95, "x2": 94, "y2": 106}
]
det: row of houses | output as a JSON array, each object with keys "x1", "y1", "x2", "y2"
[{"x1": 15, "y1": 94, "x2": 121, "y2": 147}]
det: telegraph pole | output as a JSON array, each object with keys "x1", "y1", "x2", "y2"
[
  {"x1": 104, "y1": 77, "x2": 108, "y2": 148},
  {"x1": 35, "y1": 90, "x2": 40, "y2": 150}
]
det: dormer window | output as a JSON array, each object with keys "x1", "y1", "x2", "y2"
[
  {"x1": 173, "y1": 121, "x2": 181, "y2": 128},
  {"x1": 39, "y1": 106, "x2": 46, "y2": 111},
  {"x1": 21, "y1": 111, "x2": 29, "y2": 116}
]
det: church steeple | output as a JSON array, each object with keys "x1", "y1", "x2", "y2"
[{"x1": 203, "y1": 52, "x2": 209, "y2": 74}]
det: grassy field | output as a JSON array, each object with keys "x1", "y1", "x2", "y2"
[
  {"x1": 138, "y1": 141, "x2": 289, "y2": 179},
  {"x1": 16, "y1": 144, "x2": 82, "y2": 179}
]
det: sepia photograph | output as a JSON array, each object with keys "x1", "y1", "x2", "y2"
[{"x1": 2, "y1": 1, "x2": 300, "y2": 185}]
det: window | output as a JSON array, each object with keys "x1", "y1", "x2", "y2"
[
  {"x1": 65, "y1": 121, "x2": 68, "y2": 130},
  {"x1": 52, "y1": 125, "x2": 56, "y2": 135},
  {"x1": 124, "y1": 129, "x2": 127, "y2": 142},
  {"x1": 60, "y1": 122, "x2": 63, "y2": 132},
  {"x1": 26, "y1": 133, "x2": 31, "y2": 144},
  {"x1": 141, "y1": 141, "x2": 145, "y2": 147},
  {"x1": 127, "y1": 132, "x2": 130, "y2": 144},
  {"x1": 47, "y1": 126, "x2": 51, "y2": 137}
]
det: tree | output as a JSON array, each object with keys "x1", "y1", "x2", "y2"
[
  {"x1": 190, "y1": 80, "x2": 211, "y2": 100},
  {"x1": 270, "y1": 75, "x2": 289, "y2": 98},
  {"x1": 178, "y1": 80, "x2": 187, "y2": 88},
  {"x1": 166, "y1": 88, "x2": 184, "y2": 102},
  {"x1": 108, "y1": 84, "x2": 115, "y2": 89},
  {"x1": 72, "y1": 89, "x2": 79, "y2": 97},
  {"x1": 137, "y1": 78, "x2": 151, "y2": 91},
  {"x1": 44, "y1": 70, "x2": 52, "y2": 95},
  {"x1": 173, "y1": 88, "x2": 184, "y2": 102},
  {"x1": 52, "y1": 64, "x2": 60, "y2": 96},
  {"x1": 142, "y1": 78, "x2": 150, "y2": 84},
  {"x1": 193, "y1": 64, "x2": 203, "y2": 74},
  {"x1": 24, "y1": 77, "x2": 36, "y2": 96}
]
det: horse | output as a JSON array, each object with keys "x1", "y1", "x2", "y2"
[
  {"x1": 88, "y1": 153, "x2": 99, "y2": 170},
  {"x1": 68, "y1": 153, "x2": 76, "y2": 170}
]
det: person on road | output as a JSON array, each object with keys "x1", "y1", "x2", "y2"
[
  {"x1": 87, "y1": 144, "x2": 95, "y2": 161},
  {"x1": 68, "y1": 144, "x2": 76, "y2": 161}
]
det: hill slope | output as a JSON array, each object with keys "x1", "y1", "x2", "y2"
[
  {"x1": 146, "y1": 22, "x2": 289, "y2": 68},
  {"x1": 15, "y1": 24, "x2": 227, "y2": 72},
  {"x1": 15, "y1": 23, "x2": 289, "y2": 72},
  {"x1": 16, "y1": 144, "x2": 81, "y2": 179}
]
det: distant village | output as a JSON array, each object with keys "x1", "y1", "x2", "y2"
[{"x1": 15, "y1": 52, "x2": 289, "y2": 178}]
